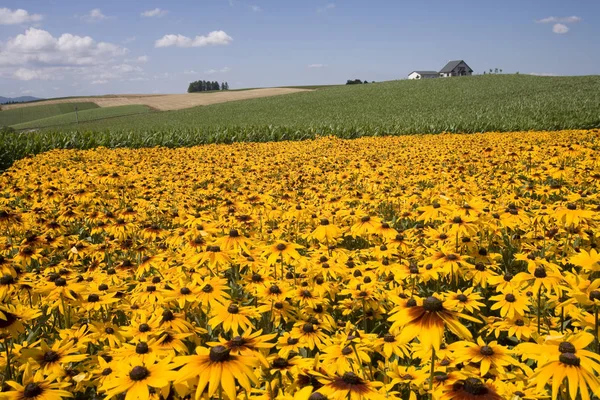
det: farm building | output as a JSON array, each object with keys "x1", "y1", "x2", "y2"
[
  {"x1": 407, "y1": 60, "x2": 473, "y2": 79},
  {"x1": 407, "y1": 71, "x2": 439, "y2": 80},
  {"x1": 439, "y1": 60, "x2": 473, "y2": 77}
]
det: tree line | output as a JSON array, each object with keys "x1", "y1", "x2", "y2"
[
  {"x1": 346, "y1": 79, "x2": 375, "y2": 85},
  {"x1": 187, "y1": 80, "x2": 229, "y2": 93}
]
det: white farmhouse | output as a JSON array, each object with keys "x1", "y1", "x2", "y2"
[
  {"x1": 407, "y1": 60, "x2": 474, "y2": 79},
  {"x1": 408, "y1": 71, "x2": 439, "y2": 80}
]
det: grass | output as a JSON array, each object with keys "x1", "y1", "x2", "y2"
[
  {"x1": 11, "y1": 105, "x2": 151, "y2": 130},
  {"x1": 1, "y1": 74, "x2": 600, "y2": 171},
  {"x1": 0, "y1": 102, "x2": 99, "y2": 127},
  {"x1": 70, "y1": 75, "x2": 600, "y2": 133}
]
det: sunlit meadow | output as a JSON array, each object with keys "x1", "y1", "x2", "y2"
[{"x1": 2, "y1": 130, "x2": 600, "y2": 399}]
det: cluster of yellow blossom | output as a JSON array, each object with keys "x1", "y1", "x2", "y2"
[{"x1": 1, "y1": 130, "x2": 600, "y2": 399}]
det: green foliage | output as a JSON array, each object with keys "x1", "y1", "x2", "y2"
[
  {"x1": 0, "y1": 102, "x2": 99, "y2": 127},
  {"x1": 11, "y1": 105, "x2": 151, "y2": 130},
  {"x1": 188, "y1": 80, "x2": 228, "y2": 92},
  {"x1": 1, "y1": 75, "x2": 600, "y2": 171}
]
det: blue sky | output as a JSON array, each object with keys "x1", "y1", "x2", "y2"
[{"x1": 0, "y1": 0, "x2": 597, "y2": 97}]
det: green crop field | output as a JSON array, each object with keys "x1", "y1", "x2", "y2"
[
  {"x1": 11, "y1": 105, "x2": 151, "y2": 130},
  {"x1": 1, "y1": 74, "x2": 600, "y2": 171},
  {"x1": 0, "y1": 102, "x2": 99, "y2": 127}
]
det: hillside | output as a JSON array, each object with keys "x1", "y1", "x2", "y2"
[
  {"x1": 2, "y1": 74, "x2": 600, "y2": 171},
  {"x1": 0, "y1": 102, "x2": 99, "y2": 127},
  {"x1": 71, "y1": 74, "x2": 600, "y2": 134}
]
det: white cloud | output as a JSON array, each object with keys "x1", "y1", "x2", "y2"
[
  {"x1": 204, "y1": 66, "x2": 231, "y2": 75},
  {"x1": 250, "y1": 5, "x2": 261, "y2": 12},
  {"x1": 0, "y1": 28, "x2": 128, "y2": 67},
  {"x1": 308, "y1": 63, "x2": 326, "y2": 68},
  {"x1": 529, "y1": 72, "x2": 558, "y2": 76},
  {"x1": 317, "y1": 3, "x2": 335, "y2": 13},
  {"x1": 112, "y1": 64, "x2": 143, "y2": 73},
  {"x1": 136, "y1": 55, "x2": 149, "y2": 63},
  {"x1": 13, "y1": 68, "x2": 53, "y2": 81},
  {"x1": 0, "y1": 8, "x2": 43, "y2": 25},
  {"x1": 184, "y1": 70, "x2": 198, "y2": 75},
  {"x1": 155, "y1": 31, "x2": 233, "y2": 48},
  {"x1": 536, "y1": 16, "x2": 581, "y2": 24},
  {"x1": 82, "y1": 9, "x2": 110, "y2": 22},
  {"x1": 141, "y1": 8, "x2": 168, "y2": 17},
  {"x1": 123, "y1": 36, "x2": 137, "y2": 44},
  {"x1": 553, "y1": 23, "x2": 569, "y2": 34},
  {"x1": 91, "y1": 79, "x2": 108, "y2": 85},
  {"x1": 154, "y1": 31, "x2": 233, "y2": 47}
]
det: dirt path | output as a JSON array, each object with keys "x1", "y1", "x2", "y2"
[{"x1": 1, "y1": 88, "x2": 311, "y2": 111}]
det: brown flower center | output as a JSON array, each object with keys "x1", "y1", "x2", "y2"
[
  {"x1": 135, "y1": 342, "x2": 149, "y2": 354},
  {"x1": 558, "y1": 342, "x2": 576, "y2": 354},
  {"x1": 227, "y1": 304, "x2": 240, "y2": 314},
  {"x1": 43, "y1": 350, "x2": 60, "y2": 363},
  {"x1": 559, "y1": 352, "x2": 580, "y2": 366},
  {"x1": 209, "y1": 346, "x2": 231, "y2": 362},
  {"x1": 462, "y1": 378, "x2": 487, "y2": 395},
  {"x1": 276, "y1": 243, "x2": 287, "y2": 251},
  {"x1": 423, "y1": 296, "x2": 444, "y2": 312},
  {"x1": 129, "y1": 366, "x2": 149, "y2": 381},
  {"x1": 341, "y1": 372, "x2": 362, "y2": 385},
  {"x1": 480, "y1": 346, "x2": 494, "y2": 356},
  {"x1": 505, "y1": 294, "x2": 516, "y2": 302},
  {"x1": 23, "y1": 383, "x2": 43, "y2": 398}
]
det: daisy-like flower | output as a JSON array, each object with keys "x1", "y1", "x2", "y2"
[
  {"x1": 316, "y1": 371, "x2": 387, "y2": 400},
  {"x1": 102, "y1": 357, "x2": 175, "y2": 400},
  {"x1": 449, "y1": 337, "x2": 524, "y2": 376},
  {"x1": 517, "y1": 331, "x2": 600, "y2": 400},
  {"x1": 389, "y1": 295, "x2": 479, "y2": 351},
  {"x1": 310, "y1": 218, "x2": 343, "y2": 243},
  {"x1": 262, "y1": 241, "x2": 303, "y2": 265},
  {"x1": 489, "y1": 290, "x2": 530, "y2": 319},
  {"x1": 20, "y1": 340, "x2": 88, "y2": 377},
  {"x1": 1, "y1": 364, "x2": 73, "y2": 400},
  {"x1": 440, "y1": 377, "x2": 503, "y2": 400},
  {"x1": 208, "y1": 301, "x2": 260, "y2": 333},
  {"x1": 350, "y1": 215, "x2": 381, "y2": 237},
  {"x1": 173, "y1": 345, "x2": 259, "y2": 400}
]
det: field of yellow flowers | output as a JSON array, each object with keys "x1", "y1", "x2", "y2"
[{"x1": 1, "y1": 130, "x2": 600, "y2": 400}]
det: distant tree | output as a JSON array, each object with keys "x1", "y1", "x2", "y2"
[
  {"x1": 363, "y1": 80, "x2": 368, "y2": 84},
  {"x1": 516, "y1": 71, "x2": 520, "y2": 74},
  {"x1": 225, "y1": 82, "x2": 229, "y2": 90},
  {"x1": 346, "y1": 79, "x2": 363, "y2": 85},
  {"x1": 489, "y1": 69, "x2": 493, "y2": 74},
  {"x1": 483, "y1": 71, "x2": 486, "y2": 75},
  {"x1": 499, "y1": 69, "x2": 503, "y2": 74},
  {"x1": 494, "y1": 68, "x2": 499, "y2": 74}
]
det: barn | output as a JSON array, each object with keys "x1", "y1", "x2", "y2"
[
  {"x1": 407, "y1": 71, "x2": 439, "y2": 80},
  {"x1": 407, "y1": 60, "x2": 473, "y2": 79},
  {"x1": 439, "y1": 60, "x2": 473, "y2": 77}
]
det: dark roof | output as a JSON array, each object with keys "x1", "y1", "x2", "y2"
[
  {"x1": 410, "y1": 71, "x2": 439, "y2": 75},
  {"x1": 439, "y1": 60, "x2": 472, "y2": 73}
]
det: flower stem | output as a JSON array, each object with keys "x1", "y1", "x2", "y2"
[
  {"x1": 4, "y1": 337, "x2": 11, "y2": 381},
  {"x1": 595, "y1": 305, "x2": 599, "y2": 354},
  {"x1": 429, "y1": 347, "x2": 436, "y2": 399},
  {"x1": 537, "y1": 286, "x2": 542, "y2": 336}
]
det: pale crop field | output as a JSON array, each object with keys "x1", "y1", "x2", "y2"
[{"x1": 0, "y1": 88, "x2": 311, "y2": 111}]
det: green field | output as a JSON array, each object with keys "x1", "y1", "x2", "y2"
[
  {"x1": 11, "y1": 105, "x2": 151, "y2": 130},
  {"x1": 0, "y1": 102, "x2": 98, "y2": 127},
  {"x1": 1, "y1": 74, "x2": 600, "y2": 171},
  {"x1": 69, "y1": 75, "x2": 600, "y2": 133}
]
